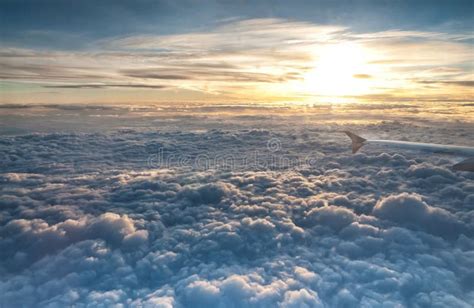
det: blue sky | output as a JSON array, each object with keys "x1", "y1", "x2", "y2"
[{"x1": 1, "y1": 0, "x2": 472, "y2": 49}]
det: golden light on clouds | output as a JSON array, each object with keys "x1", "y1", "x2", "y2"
[{"x1": 0, "y1": 18, "x2": 472, "y2": 104}]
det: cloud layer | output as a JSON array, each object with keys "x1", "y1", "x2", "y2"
[
  {"x1": 1, "y1": 18, "x2": 473, "y2": 103},
  {"x1": 1, "y1": 105, "x2": 473, "y2": 306}
]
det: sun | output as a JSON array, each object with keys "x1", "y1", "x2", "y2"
[{"x1": 300, "y1": 42, "x2": 374, "y2": 98}]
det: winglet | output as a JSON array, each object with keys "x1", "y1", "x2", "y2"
[
  {"x1": 453, "y1": 157, "x2": 474, "y2": 172},
  {"x1": 344, "y1": 131, "x2": 367, "y2": 154}
]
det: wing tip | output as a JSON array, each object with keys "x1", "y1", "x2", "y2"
[
  {"x1": 343, "y1": 131, "x2": 366, "y2": 154},
  {"x1": 452, "y1": 157, "x2": 474, "y2": 172}
]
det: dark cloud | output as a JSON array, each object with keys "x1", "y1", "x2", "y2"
[
  {"x1": 0, "y1": 62, "x2": 108, "y2": 81},
  {"x1": 121, "y1": 72, "x2": 191, "y2": 80},
  {"x1": 352, "y1": 74, "x2": 372, "y2": 79},
  {"x1": 122, "y1": 67, "x2": 302, "y2": 83},
  {"x1": 418, "y1": 80, "x2": 474, "y2": 87},
  {"x1": 43, "y1": 83, "x2": 167, "y2": 89}
]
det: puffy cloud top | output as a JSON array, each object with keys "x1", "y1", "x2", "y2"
[
  {"x1": 373, "y1": 193, "x2": 466, "y2": 238},
  {"x1": 0, "y1": 107, "x2": 473, "y2": 306}
]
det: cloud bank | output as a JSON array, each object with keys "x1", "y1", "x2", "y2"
[{"x1": 1, "y1": 105, "x2": 473, "y2": 306}]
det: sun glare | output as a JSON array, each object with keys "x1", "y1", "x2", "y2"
[{"x1": 300, "y1": 42, "x2": 374, "y2": 98}]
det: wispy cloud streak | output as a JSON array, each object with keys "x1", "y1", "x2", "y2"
[{"x1": 0, "y1": 18, "x2": 472, "y2": 103}]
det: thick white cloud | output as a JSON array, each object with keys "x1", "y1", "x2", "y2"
[
  {"x1": 304, "y1": 205, "x2": 358, "y2": 231},
  {"x1": 373, "y1": 193, "x2": 466, "y2": 238},
  {"x1": 0, "y1": 104, "x2": 473, "y2": 306}
]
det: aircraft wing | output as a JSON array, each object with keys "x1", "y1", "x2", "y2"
[{"x1": 344, "y1": 131, "x2": 474, "y2": 172}]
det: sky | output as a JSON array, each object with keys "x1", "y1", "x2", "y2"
[
  {"x1": 1, "y1": 2, "x2": 474, "y2": 306},
  {"x1": 0, "y1": 0, "x2": 473, "y2": 104}
]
